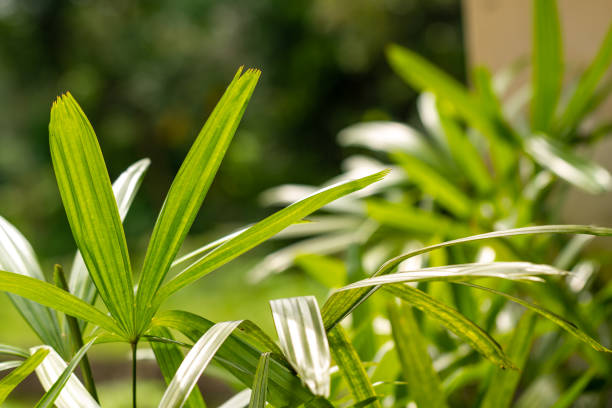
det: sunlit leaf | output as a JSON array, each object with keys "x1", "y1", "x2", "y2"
[
  {"x1": 50, "y1": 93, "x2": 134, "y2": 335},
  {"x1": 158, "y1": 320, "x2": 243, "y2": 408},
  {"x1": 157, "y1": 171, "x2": 388, "y2": 308},
  {"x1": 149, "y1": 327, "x2": 206, "y2": 408},
  {"x1": 218, "y1": 389, "x2": 251, "y2": 408},
  {"x1": 70, "y1": 158, "x2": 150, "y2": 305},
  {"x1": 0, "y1": 348, "x2": 49, "y2": 405},
  {"x1": 249, "y1": 352, "x2": 271, "y2": 408},
  {"x1": 135, "y1": 68, "x2": 261, "y2": 331},
  {"x1": 270, "y1": 296, "x2": 331, "y2": 397},
  {"x1": 34, "y1": 339, "x2": 97, "y2": 408},
  {"x1": 0, "y1": 216, "x2": 66, "y2": 356},
  {"x1": 0, "y1": 270, "x2": 122, "y2": 336}
]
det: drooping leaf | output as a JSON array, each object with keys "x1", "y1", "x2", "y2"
[
  {"x1": 556, "y1": 24, "x2": 612, "y2": 136},
  {"x1": 156, "y1": 171, "x2": 388, "y2": 307},
  {"x1": 31, "y1": 345, "x2": 99, "y2": 408},
  {"x1": 0, "y1": 348, "x2": 49, "y2": 405},
  {"x1": 34, "y1": 338, "x2": 97, "y2": 408},
  {"x1": 327, "y1": 326, "x2": 381, "y2": 408},
  {"x1": 0, "y1": 216, "x2": 66, "y2": 356},
  {"x1": 158, "y1": 320, "x2": 243, "y2": 408},
  {"x1": 149, "y1": 327, "x2": 206, "y2": 408},
  {"x1": 384, "y1": 284, "x2": 515, "y2": 369},
  {"x1": 270, "y1": 296, "x2": 331, "y2": 397},
  {"x1": 0, "y1": 361, "x2": 22, "y2": 372},
  {"x1": 532, "y1": 0, "x2": 563, "y2": 132},
  {"x1": 460, "y1": 283, "x2": 612, "y2": 352},
  {"x1": 0, "y1": 270, "x2": 122, "y2": 336},
  {"x1": 50, "y1": 93, "x2": 134, "y2": 335},
  {"x1": 336, "y1": 262, "x2": 565, "y2": 291},
  {"x1": 70, "y1": 158, "x2": 150, "y2": 305},
  {"x1": 387, "y1": 301, "x2": 448, "y2": 408},
  {"x1": 152, "y1": 310, "x2": 315, "y2": 407},
  {"x1": 136, "y1": 68, "x2": 261, "y2": 330},
  {"x1": 480, "y1": 312, "x2": 538, "y2": 408},
  {"x1": 249, "y1": 352, "x2": 271, "y2": 408},
  {"x1": 321, "y1": 225, "x2": 612, "y2": 331}
]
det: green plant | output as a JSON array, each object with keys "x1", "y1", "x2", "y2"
[{"x1": 0, "y1": 67, "x2": 387, "y2": 406}]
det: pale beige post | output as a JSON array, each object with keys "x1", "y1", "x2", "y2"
[{"x1": 463, "y1": 0, "x2": 612, "y2": 225}]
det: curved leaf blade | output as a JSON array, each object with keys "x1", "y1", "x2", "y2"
[
  {"x1": 34, "y1": 338, "x2": 97, "y2": 408},
  {"x1": 0, "y1": 348, "x2": 49, "y2": 405},
  {"x1": 158, "y1": 320, "x2": 243, "y2": 408},
  {"x1": 384, "y1": 284, "x2": 515, "y2": 369},
  {"x1": 0, "y1": 216, "x2": 66, "y2": 356},
  {"x1": 157, "y1": 171, "x2": 389, "y2": 305},
  {"x1": 0, "y1": 270, "x2": 122, "y2": 336},
  {"x1": 461, "y1": 283, "x2": 612, "y2": 352},
  {"x1": 50, "y1": 93, "x2": 134, "y2": 334},
  {"x1": 136, "y1": 68, "x2": 261, "y2": 329},
  {"x1": 31, "y1": 345, "x2": 99, "y2": 408},
  {"x1": 270, "y1": 296, "x2": 331, "y2": 397}
]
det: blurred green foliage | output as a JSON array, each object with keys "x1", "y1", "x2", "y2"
[{"x1": 0, "y1": 0, "x2": 463, "y2": 262}]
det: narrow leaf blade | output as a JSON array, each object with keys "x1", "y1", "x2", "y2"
[
  {"x1": 0, "y1": 348, "x2": 49, "y2": 405},
  {"x1": 158, "y1": 321, "x2": 243, "y2": 408},
  {"x1": 136, "y1": 68, "x2": 261, "y2": 327},
  {"x1": 50, "y1": 93, "x2": 134, "y2": 334},
  {"x1": 34, "y1": 338, "x2": 97, "y2": 408},
  {"x1": 249, "y1": 352, "x2": 271, "y2": 408}
]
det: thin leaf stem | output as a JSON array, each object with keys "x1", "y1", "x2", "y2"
[
  {"x1": 53, "y1": 264, "x2": 99, "y2": 402},
  {"x1": 131, "y1": 341, "x2": 138, "y2": 408}
]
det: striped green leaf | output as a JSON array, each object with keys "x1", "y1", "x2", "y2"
[
  {"x1": 0, "y1": 348, "x2": 49, "y2": 405},
  {"x1": 270, "y1": 296, "x2": 331, "y2": 397},
  {"x1": 159, "y1": 320, "x2": 243, "y2": 408},
  {"x1": 480, "y1": 312, "x2": 538, "y2": 408},
  {"x1": 327, "y1": 326, "x2": 380, "y2": 408},
  {"x1": 249, "y1": 352, "x2": 271, "y2": 408},
  {"x1": 0, "y1": 270, "x2": 122, "y2": 336},
  {"x1": 219, "y1": 390, "x2": 251, "y2": 408},
  {"x1": 34, "y1": 338, "x2": 97, "y2": 408},
  {"x1": 70, "y1": 158, "x2": 150, "y2": 305},
  {"x1": 461, "y1": 283, "x2": 612, "y2": 352},
  {"x1": 0, "y1": 344, "x2": 29, "y2": 359},
  {"x1": 556, "y1": 24, "x2": 612, "y2": 136},
  {"x1": 532, "y1": 0, "x2": 563, "y2": 132},
  {"x1": 152, "y1": 310, "x2": 316, "y2": 407},
  {"x1": 136, "y1": 68, "x2": 261, "y2": 330},
  {"x1": 50, "y1": 93, "x2": 134, "y2": 336},
  {"x1": 0, "y1": 361, "x2": 22, "y2": 372},
  {"x1": 149, "y1": 327, "x2": 207, "y2": 408},
  {"x1": 387, "y1": 301, "x2": 448, "y2": 408},
  {"x1": 321, "y1": 225, "x2": 612, "y2": 331},
  {"x1": 156, "y1": 171, "x2": 388, "y2": 309},
  {"x1": 384, "y1": 284, "x2": 515, "y2": 369},
  {"x1": 550, "y1": 367, "x2": 597, "y2": 408},
  {"x1": 0, "y1": 216, "x2": 67, "y2": 356}
]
